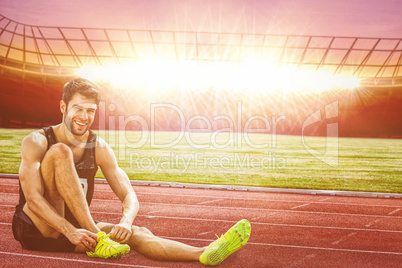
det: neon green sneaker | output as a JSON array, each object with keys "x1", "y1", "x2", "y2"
[
  {"x1": 87, "y1": 232, "x2": 130, "y2": 259},
  {"x1": 199, "y1": 219, "x2": 251, "y2": 266}
]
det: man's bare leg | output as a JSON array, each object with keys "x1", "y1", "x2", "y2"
[
  {"x1": 97, "y1": 223, "x2": 205, "y2": 262},
  {"x1": 24, "y1": 143, "x2": 100, "y2": 239}
]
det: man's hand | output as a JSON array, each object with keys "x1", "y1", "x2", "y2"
[
  {"x1": 67, "y1": 229, "x2": 98, "y2": 252},
  {"x1": 109, "y1": 223, "x2": 132, "y2": 243}
]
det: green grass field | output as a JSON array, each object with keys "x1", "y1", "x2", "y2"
[{"x1": 1, "y1": 128, "x2": 401, "y2": 193}]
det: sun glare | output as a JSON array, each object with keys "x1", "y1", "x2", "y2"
[{"x1": 75, "y1": 60, "x2": 360, "y2": 93}]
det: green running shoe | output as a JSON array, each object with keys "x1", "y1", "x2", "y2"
[
  {"x1": 87, "y1": 232, "x2": 130, "y2": 259},
  {"x1": 199, "y1": 219, "x2": 251, "y2": 266}
]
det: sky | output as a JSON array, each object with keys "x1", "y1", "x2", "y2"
[{"x1": 1, "y1": 0, "x2": 402, "y2": 38}]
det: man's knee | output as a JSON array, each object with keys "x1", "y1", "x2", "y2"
[
  {"x1": 132, "y1": 226, "x2": 153, "y2": 237},
  {"x1": 41, "y1": 143, "x2": 74, "y2": 178},
  {"x1": 47, "y1": 143, "x2": 73, "y2": 160}
]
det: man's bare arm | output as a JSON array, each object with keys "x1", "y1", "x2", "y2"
[
  {"x1": 96, "y1": 137, "x2": 139, "y2": 243},
  {"x1": 19, "y1": 131, "x2": 97, "y2": 251}
]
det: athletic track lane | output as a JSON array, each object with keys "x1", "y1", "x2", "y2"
[{"x1": 0, "y1": 177, "x2": 401, "y2": 267}]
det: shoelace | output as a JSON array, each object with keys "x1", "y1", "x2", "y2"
[{"x1": 100, "y1": 234, "x2": 120, "y2": 245}]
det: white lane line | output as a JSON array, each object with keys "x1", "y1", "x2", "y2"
[
  {"x1": 388, "y1": 208, "x2": 401, "y2": 215},
  {"x1": 132, "y1": 191, "x2": 400, "y2": 208},
  {"x1": 160, "y1": 236, "x2": 402, "y2": 255},
  {"x1": 2, "y1": 191, "x2": 402, "y2": 208},
  {"x1": 0, "y1": 251, "x2": 160, "y2": 267},
  {"x1": 139, "y1": 215, "x2": 402, "y2": 233},
  {"x1": 132, "y1": 192, "x2": 402, "y2": 208},
  {"x1": 1, "y1": 202, "x2": 402, "y2": 219},
  {"x1": 198, "y1": 231, "x2": 213, "y2": 236},
  {"x1": 2, "y1": 214, "x2": 401, "y2": 234},
  {"x1": 319, "y1": 197, "x2": 334, "y2": 202},
  {"x1": 197, "y1": 199, "x2": 222, "y2": 205},
  {"x1": 365, "y1": 218, "x2": 382, "y2": 228},
  {"x1": 291, "y1": 203, "x2": 311, "y2": 210},
  {"x1": 114, "y1": 201, "x2": 402, "y2": 219},
  {"x1": 331, "y1": 232, "x2": 358, "y2": 245}
]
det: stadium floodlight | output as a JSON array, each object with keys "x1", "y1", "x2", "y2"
[{"x1": 76, "y1": 60, "x2": 360, "y2": 93}]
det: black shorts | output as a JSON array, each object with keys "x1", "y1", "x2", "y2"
[{"x1": 12, "y1": 208, "x2": 76, "y2": 252}]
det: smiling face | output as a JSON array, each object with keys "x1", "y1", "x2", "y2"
[{"x1": 61, "y1": 93, "x2": 97, "y2": 136}]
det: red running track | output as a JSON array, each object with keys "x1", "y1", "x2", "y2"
[{"x1": 0, "y1": 177, "x2": 401, "y2": 267}]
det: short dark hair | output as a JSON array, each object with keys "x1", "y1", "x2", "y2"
[{"x1": 62, "y1": 78, "x2": 101, "y2": 106}]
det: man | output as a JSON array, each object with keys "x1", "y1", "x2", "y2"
[{"x1": 12, "y1": 78, "x2": 251, "y2": 265}]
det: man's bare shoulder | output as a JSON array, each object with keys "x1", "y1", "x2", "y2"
[
  {"x1": 21, "y1": 129, "x2": 48, "y2": 159},
  {"x1": 95, "y1": 136, "x2": 111, "y2": 149},
  {"x1": 23, "y1": 129, "x2": 46, "y2": 145},
  {"x1": 95, "y1": 135, "x2": 118, "y2": 167}
]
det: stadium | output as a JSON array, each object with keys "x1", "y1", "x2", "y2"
[
  {"x1": 0, "y1": 1, "x2": 401, "y2": 267},
  {"x1": 1, "y1": 13, "x2": 401, "y2": 136}
]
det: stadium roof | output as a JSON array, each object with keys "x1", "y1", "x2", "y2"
[
  {"x1": 1, "y1": 0, "x2": 402, "y2": 38},
  {"x1": 1, "y1": 0, "x2": 402, "y2": 87}
]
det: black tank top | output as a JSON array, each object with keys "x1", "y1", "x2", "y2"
[{"x1": 16, "y1": 126, "x2": 98, "y2": 228}]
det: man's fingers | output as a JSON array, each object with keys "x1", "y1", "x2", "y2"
[
  {"x1": 110, "y1": 225, "x2": 131, "y2": 242},
  {"x1": 111, "y1": 226, "x2": 122, "y2": 237},
  {"x1": 81, "y1": 231, "x2": 98, "y2": 252},
  {"x1": 87, "y1": 235, "x2": 97, "y2": 251},
  {"x1": 121, "y1": 231, "x2": 131, "y2": 243},
  {"x1": 122, "y1": 228, "x2": 132, "y2": 242},
  {"x1": 81, "y1": 240, "x2": 93, "y2": 252},
  {"x1": 110, "y1": 227, "x2": 117, "y2": 238},
  {"x1": 87, "y1": 231, "x2": 99, "y2": 242},
  {"x1": 112, "y1": 229, "x2": 123, "y2": 240}
]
